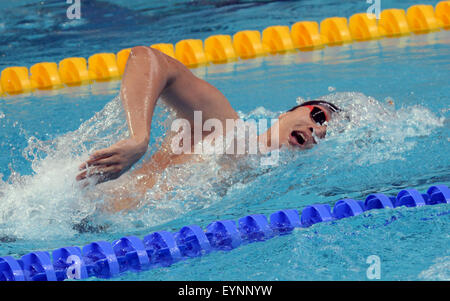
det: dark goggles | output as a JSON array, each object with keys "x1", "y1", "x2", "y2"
[{"x1": 304, "y1": 105, "x2": 329, "y2": 125}]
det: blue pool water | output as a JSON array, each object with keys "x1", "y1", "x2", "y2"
[{"x1": 0, "y1": 0, "x2": 449, "y2": 280}]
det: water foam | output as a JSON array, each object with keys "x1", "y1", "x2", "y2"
[{"x1": 418, "y1": 256, "x2": 450, "y2": 280}]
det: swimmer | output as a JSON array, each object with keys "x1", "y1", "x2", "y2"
[{"x1": 76, "y1": 46, "x2": 340, "y2": 209}]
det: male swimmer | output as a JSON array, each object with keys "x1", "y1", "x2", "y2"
[{"x1": 76, "y1": 46, "x2": 340, "y2": 210}]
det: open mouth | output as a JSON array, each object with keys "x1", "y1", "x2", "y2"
[{"x1": 291, "y1": 131, "x2": 305, "y2": 145}]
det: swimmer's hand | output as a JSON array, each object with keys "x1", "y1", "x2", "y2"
[{"x1": 76, "y1": 138, "x2": 148, "y2": 184}]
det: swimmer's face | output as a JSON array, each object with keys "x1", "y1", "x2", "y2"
[{"x1": 277, "y1": 105, "x2": 331, "y2": 149}]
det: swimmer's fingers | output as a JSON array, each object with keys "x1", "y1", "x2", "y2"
[
  {"x1": 76, "y1": 170, "x2": 88, "y2": 181},
  {"x1": 76, "y1": 169, "x2": 94, "y2": 181},
  {"x1": 90, "y1": 148, "x2": 118, "y2": 160},
  {"x1": 79, "y1": 155, "x2": 120, "y2": 170},
  {"x1": 90, "y1": 165, "x2": 123, "y2": 184},
  {"x1": 76, "y1": 165, "x2": 121, "y2": 182},
  {"x1": 78, "y1": 149, "x2": 118, "y2": 170}
]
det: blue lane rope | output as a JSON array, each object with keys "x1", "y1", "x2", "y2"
[{"x1": 0, "y1": 184, "x2": 448, "y2": 281}]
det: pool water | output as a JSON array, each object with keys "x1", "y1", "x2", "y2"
[{"x1": 0, "y1": 0, "x2": 449, "y2": 281}]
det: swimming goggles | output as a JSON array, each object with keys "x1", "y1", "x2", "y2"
[{"x1": 304, "y1": 105, "x2": 330, "y2": 125}]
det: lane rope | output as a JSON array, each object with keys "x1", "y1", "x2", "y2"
[
  {"x1": 1, "y1": 2, "x2": 449, "y2": 96},
  {"x1": 0, "y1": 184, "x2": 448, "y2": 281}
]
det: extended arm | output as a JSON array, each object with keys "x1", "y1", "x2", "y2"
[{"x1": 77, "y1": 46, "x2": 238, "y2": 183}]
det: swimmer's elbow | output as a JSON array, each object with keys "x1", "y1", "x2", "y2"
[
  {"x1": 129, "y1": 46, "x2": 175, "y2": 81},
  {"x1": 130, "y1": 45, "x2": 151, "y2": 57}
]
